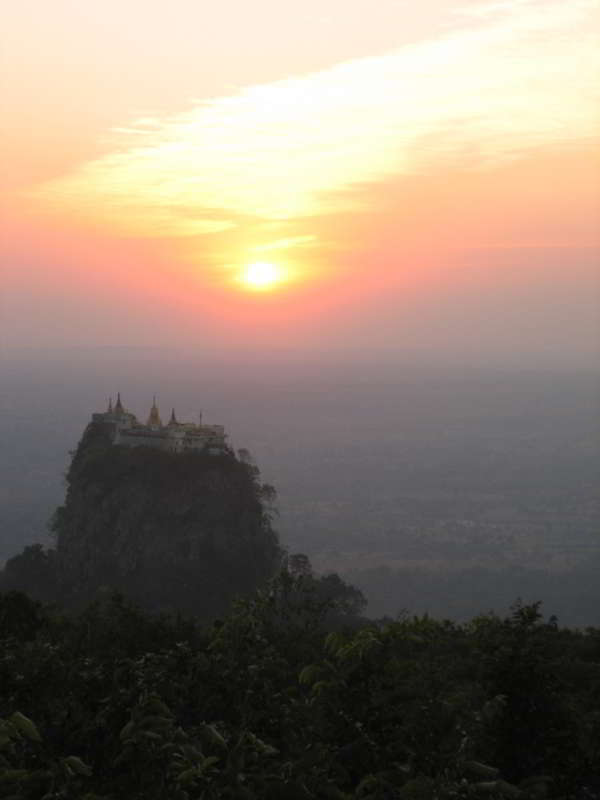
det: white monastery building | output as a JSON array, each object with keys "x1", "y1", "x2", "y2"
[{"x1": 92, "y1": 394, "x2": 227, "y2": 454}]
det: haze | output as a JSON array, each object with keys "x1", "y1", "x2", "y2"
[
  {"x1": 1, "y1": 350, "x2": 598, "y2": 624},
  {"x1": 1, "y1": 0, "x2": 599, "y2": 622}
]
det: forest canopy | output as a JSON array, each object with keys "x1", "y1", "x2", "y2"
[{"x1": 1, "y1": 583, "x2": 599, "y2": 799}]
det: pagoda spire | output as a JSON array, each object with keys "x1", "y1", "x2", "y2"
[
  {"x1": 169, "y1": 407, "x2": 178, "y2": 425},
  {"x1": 107, "y1": 397, "x2": 113, "y2": 413},
  {"x1": 114, "y1": 393, "x2": 124, "y2": 414},
  {"x1": 147, "y1": 395, "x2": 162, "y2": 427}
]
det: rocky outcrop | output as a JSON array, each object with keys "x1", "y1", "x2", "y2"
[{"x1": 6, "y1": 419, "x2": 282, "y2": 617}]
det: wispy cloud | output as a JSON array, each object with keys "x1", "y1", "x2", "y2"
[
  {"x1": 250, "y1": 235, "x2": 318, "y2": 253},
  {"x1": 30, "y1": 0, "x2": 599, "y2": 250}
]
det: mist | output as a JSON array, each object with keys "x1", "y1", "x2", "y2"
[{"x1": 2, "y1": 346, "x2": 598, "y2": 625}]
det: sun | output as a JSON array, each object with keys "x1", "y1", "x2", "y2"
[{"x1": 241, "y1": 261, "x2": 282, "y2": 290}]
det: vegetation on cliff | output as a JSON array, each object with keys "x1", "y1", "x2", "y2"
[{"x1": 1, "y1": 420, "x2": 283, "y2": 616}]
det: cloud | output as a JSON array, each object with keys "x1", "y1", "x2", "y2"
[
  {"x1": 250, "y1": 236, "x2": 318, "y2": 253},
  {"x1": 30, "y1": 0, "x2": 599, "y2": 249}
]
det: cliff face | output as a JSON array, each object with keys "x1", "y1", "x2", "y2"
[{"x1": 49, "y1": 421, "x2": 282, "y2": 615}]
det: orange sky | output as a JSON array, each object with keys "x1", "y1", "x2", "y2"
[{"x1": 2, "y1": 0, "x2": 599, "y2": 364}]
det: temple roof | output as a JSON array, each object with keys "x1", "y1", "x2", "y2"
[
  {"x1": 147, "y1": 395, "x2": 162, "y2": 427},
  {"x1": 114, "y1": 392, "x2": 125, "y2": 415}
]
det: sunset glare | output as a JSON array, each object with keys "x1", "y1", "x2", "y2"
[
  {"x1": 2, "y1": 0, "x2": 599, "y2": 362},
  {"x1": 242, "y1": 262, "x2": 282, "y2": 291}
]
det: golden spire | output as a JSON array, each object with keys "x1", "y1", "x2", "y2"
[{"x1": 147, "y1": 395, "x2": 162, "y2": 427}]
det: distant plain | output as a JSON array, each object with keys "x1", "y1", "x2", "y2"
[{"x1": 1, "y1": 348, "x2": 598, "y2": 625}]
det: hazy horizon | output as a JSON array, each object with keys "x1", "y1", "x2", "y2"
[{"x1": 1, "y1": 350, "x2": 598, "y2": 623}]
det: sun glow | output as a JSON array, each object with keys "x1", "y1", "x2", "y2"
[
  {"x1": 242, "y1": 262, "x2": 282, "y2": 290},
  {"x1": 21, "y1": 0, "x2": 599, "y2": 305}
]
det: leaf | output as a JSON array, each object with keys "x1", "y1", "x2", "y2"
[
  {"x1": 324, "y1": 632, "x2": 345, "y2": 655},
  {"x1": 495, "y1": 780, "x2": 523, "y2": 798},
  {"x1": 464, "y1": 761, "x2": 500, "y2": 779},
  {"x1": 119, "y1": 721, "x2": 135, "y2": 741},
  {"x1": 64, "y1": 756, "x2": 93, "y2": 777},
  {"x1": 0, "y1": 768, "x2": 29, "y2": 783},
  {"x1": 140, "y1": 731, "x2": 162, "y2": 742},
  {"x1": 247, "y1": 733, "x2": 279, "y2": 756},
  {"x1": 9, "y1": 713, "x2": 41, "y2": 743},
  {"x1": 201, "y1": 724, "x2": 227, "y2": 750},
  {"x1": 138, "y1": 715, "x2": 172, "y2": 731},
  {"x1": 355, "y1": 774, "x2": 379, "y2": 796},
  {"x1": 177, "y1": 767, "x2": 199, "y2": 786},
  {"x1": 299, "y1": 665, "x2": 320, "y2": 685},
  {"x1": 181, "y1": 743, "x2": 203, "y2": 760},
  {"x1": 145, "y1": 696, "x2": 172, "y2": 716}
]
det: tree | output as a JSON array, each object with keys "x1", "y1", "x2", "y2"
[{"x1": 0, "y1": 544, "x2": 57, "y2": 602}]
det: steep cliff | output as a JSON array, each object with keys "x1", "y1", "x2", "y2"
[{"x1": 8, "y1": 420, "x2": 283, "y2": 616}]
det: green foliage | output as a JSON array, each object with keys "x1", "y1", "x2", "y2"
[
  {"x1": 1, "y1": 422, "x2": 599, "y2": 797},
  {"x1": 1, "y1": 586, "x2": 599, "y2": 799},
  {"x1": 0, "y1": 710, "x2": 94, "y2": 799},
  {"x1": 0, "y1": 546, "x2": 58, "y2": 605},
  {"x1": 0, "y1": 591, "x2": 46, "y2": 640}
]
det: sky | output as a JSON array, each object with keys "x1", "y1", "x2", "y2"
[{"x1": 2, "y1": 0, "x2": 599, "y2": 365}]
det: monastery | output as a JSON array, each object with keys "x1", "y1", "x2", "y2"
[{"x1": 92, "y1": 394, "x2": 227, "y2": 454}]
